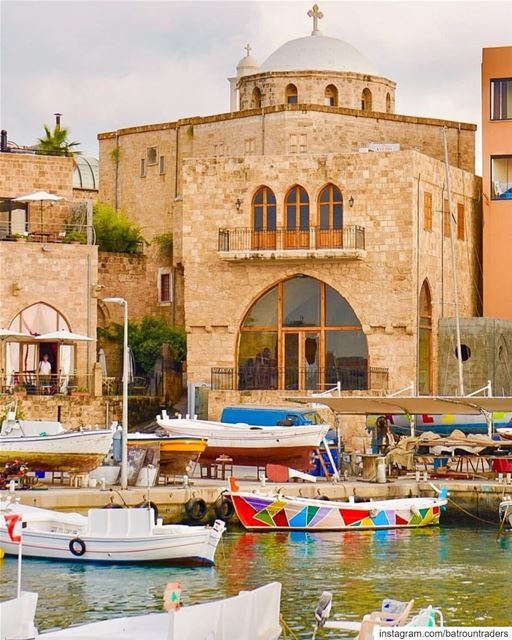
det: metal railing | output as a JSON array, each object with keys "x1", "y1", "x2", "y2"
[
  {"x1": 211, "y1": 366, "x2": 388, "y2": 392},
  {"x1": 218, "y1": 225, "x2": 365, "y2": 252},
  {"x1": 1, "y1": 372, "x2": 92, "y2": 396},
  {"x1": 102, "y1": 376, "x2": 152, "y2": 396},
  {"x1": 0, "y1": 222, "x2": 95, "y2": 245}
]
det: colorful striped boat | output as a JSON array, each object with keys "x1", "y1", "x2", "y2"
[{"x1": 227, "y1": 488, "x2": 447, "y2": 532}]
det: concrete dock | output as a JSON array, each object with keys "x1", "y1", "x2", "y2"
[{"x1": 7, "y1": 477, "x2": 511, "y2": 525}]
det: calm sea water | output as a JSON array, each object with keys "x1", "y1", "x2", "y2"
[{"x1": 1, "y1": 525, "x2": 511, "y2": 637}]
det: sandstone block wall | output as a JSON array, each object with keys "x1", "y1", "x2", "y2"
[
  {"x1": 438, "y1": 318, "x2": 512, "y2": 396},
  {"x1": 0, "y1": 153, "x2": 76, "y2": 230},
  {"x1": 181, "y1": 150, "x2": 480, "y2": 395},
  {"x1": 0, "y1": 242, "x2": 98, "y2": 375},
  {"x1": 238, "y1": 70, "x2": 396, "y2": 113}
]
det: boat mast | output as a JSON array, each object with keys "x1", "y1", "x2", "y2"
[{"x1": 442, "y1": 126, "x2": 464, "y2": 396}]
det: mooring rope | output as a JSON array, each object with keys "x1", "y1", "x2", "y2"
[
  {"x1": 279, "y1": 615, "x2": 299, "y2": 640},
  {"x1": 445, "y1": 495, "x2": 498, "y2": 526}
]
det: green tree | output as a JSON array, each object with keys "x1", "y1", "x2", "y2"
[
  {"x1": 93, "y1": 201, "x2": 145, "y2": 254},
  {"x1": 99, "y1": 316, "x2": 186, "y2": 375},
  {"x1": 37, "y1": 123, "x2": 81, "y2": 157}
]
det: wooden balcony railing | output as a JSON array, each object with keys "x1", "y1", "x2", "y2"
[{"x1": 218, "y1": 225, "x2": 365, "y2": 252}]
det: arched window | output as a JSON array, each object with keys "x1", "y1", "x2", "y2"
[
  {"x1": 252, "y1": 87, "x2": 262, "y2": 109},
  {"x1": 325, "y1": 84, "x2": 338, "y2": 107},
  {"x1": 386, "y1": 92, "x2": 391, "y2": 113},
  {"x1": 6, "y1": 302, "x2": 74, "y2": 387},
  {"x1": 361, "y1": 88, "x2": 372, "y2": 111},
  {"x1": 285, "y1": 83, "x2": 298, "y2": 104},
  {"x1": 418, "y1": 280, "x2": 432, "y2": 395},
  {"x1": 252, "y1": 186, "x2": 276, "y2": 249},
  {"x1": 285, "y1": 185, "x2": 309, "y2": 248},
  {"x1": 238, "y1": 276, "x2": 368, "y2": 391},
  {"x1": 318, "y1": 184, "x2": 343, "y2": 248}
]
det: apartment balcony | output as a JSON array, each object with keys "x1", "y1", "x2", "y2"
[
  {"x1": 211, "y1": 366, "x2": 388, "y2": 393},
  {"x1": 0, "y1": 221, "x2": 96, "y2": 245},
  {"x1": 217, "y1": 225, "x2": 366, "y2": 262}
]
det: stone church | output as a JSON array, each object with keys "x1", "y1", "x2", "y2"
[{"x1": 98, "y1": 5, "x2": 482, "y2": 428}]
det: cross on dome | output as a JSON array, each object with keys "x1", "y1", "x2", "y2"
[
  {"x1": 244, "y1": 43, "x2": 252, "y2": 57},
  {"x1": 307, "y1": 4, "x2": 324, "y2": 35}
]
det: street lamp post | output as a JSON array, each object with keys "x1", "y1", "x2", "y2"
[{"x1": 104, "y1": 297, "x2": 128, "y2": 490}]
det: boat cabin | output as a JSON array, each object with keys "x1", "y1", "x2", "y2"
[{"x1": 220, "y1": 405, "x2": 326, "y2": 427}]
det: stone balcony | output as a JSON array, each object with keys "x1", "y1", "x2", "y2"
[{"x1": 217, "y1": 225, "x2": 366, "y2": 262}]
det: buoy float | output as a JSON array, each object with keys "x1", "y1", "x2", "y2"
[{"x1": 0, "y1": 548, "x2": 5, "y2": 560}]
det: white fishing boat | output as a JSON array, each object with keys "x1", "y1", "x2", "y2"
[
  {"x1": 0, "y1": 501, "x2": 226, "y2": 565},
  {"x1": 1, "y1": 583, "x2": 282, "y2": 640},
  {"x1": 156, "y1": 412, "x2": 330, "y2": 470},
  {"x1": 499, "y1": 498, "x2": 512, "y2": 530},
  {"x1": 0, "y1": 416, "x2": 113, "y2": 473},
  {"x1": 312, "y1": 593, "x2": 443, "y2": 639}
]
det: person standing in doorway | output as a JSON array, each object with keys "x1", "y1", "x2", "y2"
[{"x1": 38, "y1": 353, "x2": 52, "y2": 393}]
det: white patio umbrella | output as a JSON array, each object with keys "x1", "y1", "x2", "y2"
[
  {"x1": 128, "y1": 346, "x2": 135, "y2": 384},
  {"x1": 12, "y1": 190, "x2": 64, "y2": 232},
  {"x1": 0, "y1": 328, "x2": 33, "y2": 341},
  {"x1": 36, "y1": 330, "x2": 94, "y2": 393},
  {"x1": 98, "y1": 348, "x2": 108, "y2": 376},
  {"x1": 36, "y1": 330, "x2": 94, "y2": 343},
  {"x1": 0, "y1": 328, "x2": 34, "y2": 377}
]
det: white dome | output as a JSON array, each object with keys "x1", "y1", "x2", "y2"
[
  {"x1": 261, "y1": 34, "x2": 377, "y2": 75},
  {"x1": 237, "y1": 54, "x2": 260, "y2": 77}
]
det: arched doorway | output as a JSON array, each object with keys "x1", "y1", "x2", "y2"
[
  {"x1": 7, "y1": 302, "x2": 73, "y2": 391},
  {"x1": 418, "y1": 280, "x2": 433, "y2": 395},
  {"x1": 237, "y1": 276, "x2": 368, "y2": 391}
]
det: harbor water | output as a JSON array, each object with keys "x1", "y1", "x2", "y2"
[{"x1": 1, "y1": 524, "x2": 511, "y2": 637}]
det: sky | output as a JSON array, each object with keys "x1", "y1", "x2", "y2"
[{"x1": 1, "y1": 0, "x2": 512, "y2": 174}]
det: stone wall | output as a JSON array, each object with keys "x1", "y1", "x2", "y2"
[
  {"x1": 2, "y1": 395, "x2": 163, "y2": 430},
  {"x1": 0, "y1": 153, "x2": 74, "y2": 199},
  {"x1": 97, "y1": 248, "x2": 180, "y2": 321},
  {"x1": 0, "y1": 153, "x2": 75, "y2": 230},
  {"x1": 238, "y1": 70, "x2": 396, "y2": 113},
  {"x1": 438, "y1": 318, "x2": 512, "y2": 396},
  {"x1": 181, "y1": 150, "x2": 480, "y2": 395},
  {"x1": 0, "y1": 242, "x2": 98, "y2": 376}
]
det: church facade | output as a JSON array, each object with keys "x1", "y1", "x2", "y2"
[{"x1": 98, "y1": 7, "x2": 482, "y2": 435}]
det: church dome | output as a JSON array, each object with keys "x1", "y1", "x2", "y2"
[
  {"x1": 260, "y1": 34, "x2": 377, "y2": 76},
  {"x1": 237, "y1": 47, "x2": 259, "y2": 77}
]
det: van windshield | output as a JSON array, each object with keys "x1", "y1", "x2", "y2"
[{"x1": 303, "y1": 412, "x2": 323, "y2": 425}]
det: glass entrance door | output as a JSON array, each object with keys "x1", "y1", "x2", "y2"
[
  {"x1": 283, "y1": 331, "x2": 320, "y2": 391},
  {"x1": 284, "y1": 333, "x2": 299, "y2": 390}
]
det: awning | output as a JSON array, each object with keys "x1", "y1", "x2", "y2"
[{"x1": 289, "y1": 396, "x2": 512, "y2": 415}]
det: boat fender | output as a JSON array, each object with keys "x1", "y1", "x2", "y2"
[
  {"x1": 369, "y1": 508, "x2": 379, "y2": 518},
  {"x1": 410, "y1": 506, "x2": 421, "y2": 518},
  {"x1": 69, "y1": 537, "x2": 86, "y2": 557},
  {"x1": 185, "y1": 497, "x2": 207, "y2": 522},
  {"x1": 214, "y1": 495, "x2": 235, "y2": 522},
  {"x1": 137, "y1": 501, "x2": 159, "y2": 523}
]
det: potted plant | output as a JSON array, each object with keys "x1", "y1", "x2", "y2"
[
  {"x1": 63, "y1": 231, "x2": 87, "y2": 244},
  {"x1": 12, "y1": 385, "x2": 27, "y2": 397},
  {"x1": 70, "y1": 385, "x2": 90, "y2": 397}
]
